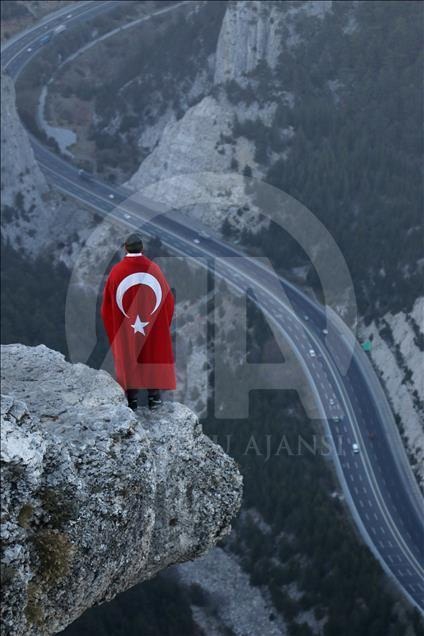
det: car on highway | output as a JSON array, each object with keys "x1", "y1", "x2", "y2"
[
  {"x1": 308, "y1": 349, "x2": 316, "y2": 358},
  {"x1": 66, "y1": 14, "x2": 73, "y2": 19},
  {"x1": 352, "y1": 443, "x2": 360, "y2": 454},
  {"x1": 27, "y1": 47, "x2": 32, "y2": 52},
  {"x1": 329, "y1": 398, "x2": 335, "y2": 406},
  {"x1": 323, "y1": 328, "x2": 328, "y2": 335},
  {"x1": 193, "y1": 238, "x2": 200, "y2": 245},
  {"x1": 304, "y1": 315, "x2": 309, "y2": 321},
  {"x1": 108, "y1": 194, "x2": 115, "y2": 200},
  {"x1": 40, "y1": 33, "x2": 53, "y2": 45},
  {"x1": 124, "y1": 214, "x2": 131, "y2": 220},
  {"x1": 78, "y1": 169, "x2": 92, "y2": 181}
]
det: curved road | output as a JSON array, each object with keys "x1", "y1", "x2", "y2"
[{"x1": 2, "y1": 0, "x2": 423, "y2": 612}]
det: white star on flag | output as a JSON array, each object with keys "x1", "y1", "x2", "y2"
[{"x1": 131, "y1": 315, "x2": 149, "y2": 335}]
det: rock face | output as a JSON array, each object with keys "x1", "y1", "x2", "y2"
[
  {"x1": 359, "y1": 297, "x2": 424, "y2": 489},
  {"x1": 126, "y1": 1, "x2": 308, "y2": 232},
  {"x1": 0, "y1": 344, "x2": 243, "y2": 636},
  {"x1": 0, "y1": 70, "x2": 96, "y2": 264},
  {"x1": 214, "y1": 0, "x2": 284, "y2": 84},
  {"x1": 128, "y1": 96, "x2": 234, "y2": 191},
  {"x1": 214, "y1": 0, "x2": 332, "y2": 85},
  {"x1": 1, "y1": 71, "x2": 48, "y2": 211},
  {"x1": 174, "y1": 545, "x2": 286, "y2": 636},
  {"x1": 126, "y1": 95, "x2": 264, "y2": 234}
]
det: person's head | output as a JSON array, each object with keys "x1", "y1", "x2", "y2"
[{"x1": 124, "y1": 233, "x2": 144, "y2": 254}]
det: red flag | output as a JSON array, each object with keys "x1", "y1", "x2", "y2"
[{"x1": 101, "y1": 254, "x2": 176, "y2": 390}]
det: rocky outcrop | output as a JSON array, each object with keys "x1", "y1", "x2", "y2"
[
  {"x1": 127, "y1": 1, "x2": 316, "y2": 232},
  {"x1": 359, "y1": 297, "x2": 424, "y2": 488},
  {"x1": 0, "y1": 344, "x2": 243, "y2": 636},
  {"x1": 1, "y1": 71, "x2": 48, "y2": 222},
  {"x1": 128, "y1": 96, "x2": 234, "y2": 191},
  {"x1": 0, "y1": 70, "x2": 96, "y2": 264},
  {"x1": 126, "y1": 94, "x2": 265, "y2": 234},
  {"x1": 214, "y1": 1, "x2": 284, "y2": 85},
  {"x1": 214, "y1": 0, "x2": 332, "y2": 85},
  {"x1": 174, "y1": 545, "x2": 286, "y2": 636}
]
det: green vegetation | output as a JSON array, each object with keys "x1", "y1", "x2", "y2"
[
  {"x1": 55, "y1": 1, "x2": 225, "y2": 177},
  {"x1": 25, "y1": 581, "x2": 44, "y2": 628},
  {"x1": 1, "y1": 241, "x2": 70, "y2": 354},
  {"x1": 18, "y1": 504, "x2": 34, "y2": 529},
  {"x1": 38, "y1": 488, "x2": 77, "y2": 529},
  {"x1": 1, "y1": 1, "x2": 30, "y2": 20},
  {"x1": 32, "y1": 530, "x2": 74, "y2": 584},
  {"x1": 200, "y1": 300, "x2": 424, "y2": 634},
  {"x1": 204, "y1": 383, "x2": 424, "y2": 636},
  {"x1": 232, "y1": 1, "x2": 423, "y2": 322}
]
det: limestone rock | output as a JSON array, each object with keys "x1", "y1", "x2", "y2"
[
  {"x1": 0, "y1": 70, "x2": 96, "y2": 263},
  {"x1": 214, "y1": 0, "x2": 284, "y2": 85},
  {"x1": 128, "y1": 96, "x2": 234, "y2": 191},
  {"x1": 1, "y1": 71, "x2": 48, "y2": 211},
  {"x1": 0, "y1": 344, "x2": 242, "y2": 636},
  {"x1": 214, "y1": 1, "x2": 332, "y2": 85}
]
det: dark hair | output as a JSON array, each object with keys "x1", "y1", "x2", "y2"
[
  {"x1": 124, "y1": 233, "x2": 143, "y2": 253},
  {"x1": 125, "y1": 240, "x2": 143, "y2": 253}
]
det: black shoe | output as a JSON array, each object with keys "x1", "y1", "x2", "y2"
[
  {"x1": 148, "y1": 396, "x2": 162, "y2": 411},
  {"x1": 128, "y1": 399, "x2": 138, "y2": 411}
]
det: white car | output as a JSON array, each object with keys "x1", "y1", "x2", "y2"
[
  {"x1": 304, "y1": 315, "x2": 309, "y2": 321},
  {"x1": 193, "y1": 238, "x2": 200, "y2": 245},
  {"x1": 329, "y1": 398, "x2": 335, "y2": 406},
  {"x1": 323, "y1": 328, "x2": 328, "y2": 335},
  {"x1": 124, "y1": 214, "x2": 131, "y2": 220},
  {"x1": 108, "y1": 194, "x2": 115, "y2": 200},
  {"x1": 352, "y1": 443, "x2": 360, "y2": 454},
  {"x1": 27, "y1": 47, "x2": 32, "y2": 52},
  {"x1": 333, "y1": 416, "x2": 340, "y2": 423},
  {"x1": 308, "y1": 349, "x2": 316, "y2": 358},
  {"x1": 66, "y1": 13, "x2": 73, "y2": 18}
]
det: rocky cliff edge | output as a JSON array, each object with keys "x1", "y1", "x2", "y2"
[{"x1": 0, "y1": 344, "x2": 243, "y2": 636}]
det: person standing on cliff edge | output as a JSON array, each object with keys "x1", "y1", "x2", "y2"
[{"x1": 101, "y1": 233, "x2": 176, "y2": 411}]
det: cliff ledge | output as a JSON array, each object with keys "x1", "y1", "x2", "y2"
[{"x1": 0, "y1": 344, "x2": 243, "y2": 636}]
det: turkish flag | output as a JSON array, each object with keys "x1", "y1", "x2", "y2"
[{"x1": 101, "y1": 254, "x2": 176, "y2": 390}]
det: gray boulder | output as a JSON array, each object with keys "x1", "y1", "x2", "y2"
[{"x1": 0, "y1": 344, "x2": 242, "y2": 636}]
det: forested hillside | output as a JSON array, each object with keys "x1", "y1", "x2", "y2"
[
  {"x1": 1, "y1": 242, "x2": 70, "y2": 350},
  {"x1": 233, "y1": 1, "x2": 422, "y2": 321},
  {"x1": 205, "y1": 387, "x2": 424, "y2": 636}
]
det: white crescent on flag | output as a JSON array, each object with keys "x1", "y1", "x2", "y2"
[
  {"x1": 115, "y1": 272, "x2": 163, "y2": 335},
  {"x1": 116, "y1": 272, "x2": 162, "y2": 317}
]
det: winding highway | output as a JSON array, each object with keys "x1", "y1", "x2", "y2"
[{"x1": 2, "y1": 0, "x2": 423, "y2": 613}]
